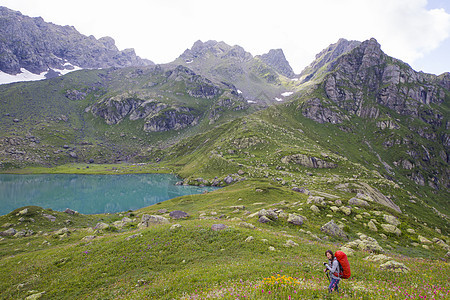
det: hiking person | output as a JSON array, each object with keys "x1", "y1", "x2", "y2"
[{"x1": 323, "y1": 250, "x2": 340, "y2": 293}]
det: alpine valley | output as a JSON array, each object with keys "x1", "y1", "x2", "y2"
[{"x1": 0, "y1": 6, "x2": 449, "y2": 300}]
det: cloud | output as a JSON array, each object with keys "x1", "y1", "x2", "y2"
[{"x1": 0, "y1": 0, "x2": 449, "y2": 74}]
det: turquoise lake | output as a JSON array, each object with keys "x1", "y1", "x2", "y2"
[{"x1": 0, "y1": 174, "x2": 217, "y2": 215}]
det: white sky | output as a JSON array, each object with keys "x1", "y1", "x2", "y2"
[{"x1": 0, "y1": 0, "x2": 449, "y2": 75}]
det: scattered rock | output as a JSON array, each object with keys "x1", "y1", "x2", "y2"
[
  {"x1": 381, "y1": 224, "x2": 401, "y2": 236},
  {"x1": 239, "y1": 222, "x2": 255, "y2": 229},
  {"x1": 25, "y1": 291, "x2": 45, "y2": 300},
  {"x1": 339, "y1": 246, "x2": 354, "y2": 255},
  {"x1": 224, "y1": 175, "x2": 234, "y2": 184},
  {"x1": 383, "y1": 214, "x2": 400, "y2": 226},
  {"x1": 258, "y1": 209, "x2": 278, "y2": 220},
  {"x1": 211, "y1": 224, "x2": 227, "y2": 231},
  {"x1": 1, "y1": 223, "x2": 13, "y2": 228},
  {"x1": 16, "y1": 208, "x2": 28, "y2": 216},
  {"x1": 284, "y1": 239, "x2": 299, "y2": 247},
  {"x1": 339, "y1": 206, "x2": 352, "y2": 215},
  {"x1": 379, "y1": 260, "x2": 410, "y2": 273},
  {"x1": 170, "y1": 224, "x2": 182, "y2": 230},
  {"x1": 42, "y1": 214, "x2": 56, "y2": 222},
  {"x1": 245, "y1": 236, "x2": 254, "y2": 242},
  {"x1": 287, "y1": 214, "x2": 304, "y2": 226},
  {"x1": 258, "y1": 216, "x2": 272, "y2": 223},
  {"x1": 406, "y1": 228, "x2": 416, "y2": 234},
  {"x1": 169, "y1": 210, "x2": 189, "y2": 219},
  {"x1": 1, "y1": 228, "x2": 17, "y2": 236},
  {"x1": 64, "y1": 208, "x2": 77, "y2": 215},
  {"x1": 125, "y1": 234, "x2": 142, "y2": 241},
  {"x1": 320, "y1": 220, "x2": 348, "y2": 239},
  {"x1": 310, "y1": 205, "x2": 320, "y2": 213},
  {"x1": 158, "y1": 209, "x2": 168, "y2": 214},
  {"x1": 54, "y1": 228, "x2": 70, "y2": 236},
  {"x1": 330, "y1": 206, "x2": 340, "y2": 213},
  {"x1": 139, "y1": 214, "x2": 169, "y2": 228},
  {"x1": 345, "y1": 235, "x2": 384, "y2": 253},
  {"x1": 268, "y1": 246, "x2": 276, "y2": 251},
  {"x1": 364, "y1": 254, "x2": 390, "y2": 262},
  {"x1": 418, "y1": 235, "x2": 432, "y2": 244},
  {"x1": 348, "y1": 198, "x2": 369, "y2": 207},
  {"x1": 292, "y1": 187, "x2": 310, "y2": 194},
  {"x1": 81, "y1": 235, "x2": 96, "y2": 242},
  {"x1": 94, "y1": 223, "x2": 109, "y2": 230}
]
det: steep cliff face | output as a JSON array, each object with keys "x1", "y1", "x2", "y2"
[
  {"x1": 298, "y1": 38, "x2": 449, "y2": 191},
  {"x1": 0, "y1": 7, "x2": 153, "y2": 76},
  {"x1": 257, "y1": 49, "x2": 296, "y2": 78},
  {"x1": 88, "y1": 65, "x2": 248, "y2": 132}
]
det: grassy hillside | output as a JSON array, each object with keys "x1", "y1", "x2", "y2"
[{"x1": 1, "y1": 182, "x2": 448, "y2": 299}]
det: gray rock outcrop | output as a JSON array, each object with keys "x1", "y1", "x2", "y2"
[{"x1": 320, "y1": 220, "x2": 348, "y2": 239}]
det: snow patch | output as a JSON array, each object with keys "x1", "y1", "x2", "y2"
[
  {"x1": 281, "y1": 92, "x2": 294, "y2": 97},
  {"x1": 291, "y1": 78, "x2": 299, "y2": 81},
  {"x1": 0, "y1": 68, "x2": 47, "y2": 85},
  {"x1": 247, "y1": 100, "x2": 257, "y2": 103},
  {"x1": 237, "y1": 89, "x2": 242, "y2": 94},
  {"x1": 275, "y1": 97, "x2": 283, "y2": 102},
  {"x1": 0, "y1": 65, "x2": 83, "y2": 85}
]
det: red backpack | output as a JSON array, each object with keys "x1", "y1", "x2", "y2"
[{"x1": 334, "y1": 251, "x2": 351, "y2": 279}]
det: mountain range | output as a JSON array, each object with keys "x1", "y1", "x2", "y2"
[{"x1": 0, "y1": 6, "x2": 448, "y2": 244}]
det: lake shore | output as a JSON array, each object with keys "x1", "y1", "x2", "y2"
[{"x1": 0, "y1": 162, "x2": 174, "y2": 175}]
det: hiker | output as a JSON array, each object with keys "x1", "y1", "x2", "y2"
[{"x1": 323, "y1": 250, "x2": 340, "y2": 293}]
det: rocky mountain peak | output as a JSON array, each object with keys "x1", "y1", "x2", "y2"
[
  {"x1": 180, "y1": 40, "x2": 253, "y2": 62},
  {"x1": 0, "y1": 6, "x2": 153, "y2": 78},
  {"x1": 299, "y1": 38, "x2": 361, "y2": 82},
  {"x1": 257, "y1": 49, "x2": 296, "y2": 78}
]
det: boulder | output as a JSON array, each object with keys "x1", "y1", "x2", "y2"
[
  {"x1": 383, "y1": 214, "x2": 400, "y2": 226},
  {"x1": 224, "y1": 175, "x2": 234, "y2": 184},
  {"x1": 345, "y1": 235, "x2": 384, "y2": 253},
  {"x1": 258, "y1": 209, "x2": 278, "y2": 220},
  {"x1": 64, "y1": 208, "x2": 77, "y2": 215},
  {"x1": 94, "y1": 223, "x2": 109, "y2": 230},
  {"x1": 54, "y1": 227, "x2": 70, "y2": 235},
  {"x1": 158, "y1": 209, "x2": 168, "y2": 214},
  {"x1": 381, "y1": 224, "x2": 401, "y2": 236},
  {"x1": 287, "y1": 214, "x2": 304, "y2": 226},
  {"x1": 292, "y1": 187, "x2": 310, "y2": 194},
  {"x1": 307, "y1": 196, "x2": 326, "y2": 205},
  {"x1": 42, "y1": 214, "x2": 56, "y2": 222},
  {"x1": 245, "y1": 236, "x2": 254, "y2": 242},
  {"x1": 125, "y1": 234, "x2": 142, "y2": 241},
  {"x1": 0, "y1": 228, "x2": 16, "y2": 236},
  {"x1": 16, "y1": 208, "x2": 28, "y2": 216},
  {"x1": 139, "y1": 214, "x2": 169, "y2": 228},
  {"x1": 81, "y1": 235, "x2": 96, "y2": 242},
  {"x1": 258, "y1": 216, "x2": 272, "y2": 223},
  {"x1": 310, "y1": 205, "x2": 320, "y2": 213},
  {"x1": 418, "y1": 235, "x2": 432, "y2": 244},
  {"x1": 330, "y1": 206, "x2": 340, "y2": 213},
  {"x1": 170, "y1": 224, "x2": 182, "y2": 230},
  {"x1": 379, "y1": 260, "x2": 410, "y2": 273},
  {"x1": 348, "y1": 198, "x2": 370, "y2": 207},
  {"x1": 320, "y1": 220, "x2": 348, "y2": 239},
  {"x1": 339, "y1": 246, "x2": 355, "y2": 256},
  {"x1": 364, "y1": 254, "x2": 390, "y2": 262},
  {"x1": 211, "y1": 224, "x2": 227, "y2": 231},
  {"x1": 169, "y1": 210, "x2": 189, "y2": 219},
  {"x1": 239, "y1": 222, "x2": 255, "y2": 229},
  {"x1": 284, "y1": 239, "x2": 299, "y2": 247},
  {"x1": 340, "y1": 206, "x2": 352, "y2": 215},
  {"x1": 368, "y1": 220, "x2": 378, "y2": 232}
]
